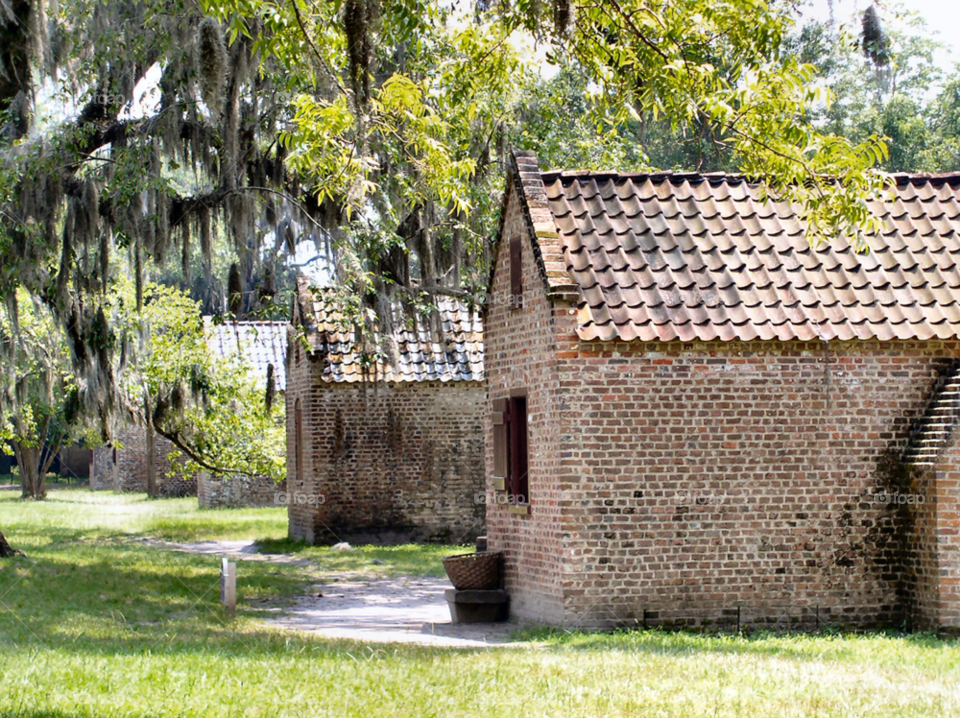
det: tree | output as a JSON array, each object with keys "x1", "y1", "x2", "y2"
[
  {"x1": 111, "y1": 280, "x2": 284, "y2": 496},
  {"x1": 0, "y1": 290, "x2": 80, "y2": 500},
  {"x1": 0, "y1": 0, "x2": 894, "y2": 423},
  {"x1": 787, "y1": 3, "x2": 956, "y2": 173}
]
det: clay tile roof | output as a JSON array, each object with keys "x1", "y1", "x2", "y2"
[
  {"x1": 294, "y1": 277, "x2": 484, "y2": 383},
  {"x1": 205, "y1": 319, "x2": 288, "y2": 390},
  {"x1": 520, "y1": 152, "x2": 960, "y2": 342}
]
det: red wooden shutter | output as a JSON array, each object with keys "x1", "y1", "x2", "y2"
[
  {"x1": 492, "y1": 398, "x2": 508, "y2": 482},
  {"x1": 509, "y1": 235, "x2": 523, "y2": 308},
  {"x1": 509, "y1": 396, "x2": 528, "y2": 502}
]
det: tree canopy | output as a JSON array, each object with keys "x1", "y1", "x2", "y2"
[{"x1": 0, "y1": 0, "x2": 912, "y2": 440}]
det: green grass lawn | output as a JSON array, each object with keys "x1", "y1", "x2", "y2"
[{"x1": 1, "y1": 490, "x2": 959, "y2": 717}]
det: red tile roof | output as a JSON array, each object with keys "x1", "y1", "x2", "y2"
[
  {"x1": 295, "y1": 277, "x2": 484, "y2": 383},
  {"x1": 510, "y1": 151, "x2": 960, "y2": 342}
]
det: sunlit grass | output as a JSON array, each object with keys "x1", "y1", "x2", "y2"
[{"x1": 1, "y1": 490, "x2": 959, "y2": 717}]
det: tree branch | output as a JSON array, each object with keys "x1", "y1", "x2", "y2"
[{"x1": 154, "y1": 424, "x2": 260, "y2": 479}]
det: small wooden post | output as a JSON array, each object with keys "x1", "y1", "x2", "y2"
[{"x1": 220, "y1": 558, "x2": 236, "y2": 618}]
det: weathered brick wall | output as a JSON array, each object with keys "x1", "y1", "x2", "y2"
[
  {"x1": 286, "y1": 334, "x2": 486, "y2": 544},
  {"x1": 90, "y1": 446, "x2": 116, "y2": 490},
  {"x1": 487, "y1": 174, "x2": 960, "y2": 630},
  {"x1": 550, "y1": 334, "x2": 957, "y2": 630},
  {"x1": 197, "y1": 471, "x2": 286, "y2": 509},
  {"x1": 113, "y1": 427, "x2": 196, "y2": 497},
  {"x1": 908, "y1": 442, "x2": 960, "y2": 632},
  {"x1": 905, "y1": 461, "x2": 940, "y2": 630},
  {"x1": 484, "y1": 183, "x2": 568, "y2": 624},
  {"x1": 932, "y1": 442, "x2": 960, "y2": 631}
]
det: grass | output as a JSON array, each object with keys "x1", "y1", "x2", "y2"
[
  {"x1": 0, "y1": 468, "x2": 90, "y2": 488},
  {"x1": 1, "y1": 490, "x2": 959, "y2": 717}
]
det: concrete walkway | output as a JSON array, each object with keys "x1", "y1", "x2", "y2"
[{"x1": 148, "y1": 538, "x2": 518, "y2": 647}]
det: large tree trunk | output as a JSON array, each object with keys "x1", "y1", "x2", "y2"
[
  {"x1": 12, "y1": 443, "x2": 43, "y2": 499},
  {"x1": 0, "y1": 530, "x2": 24, "y2": 557},
  {"x1": 11, "y1": 428, "x2": 61, "y2": 500}
]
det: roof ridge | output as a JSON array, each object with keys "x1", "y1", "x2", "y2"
[{"x1": 540, "y1": 169, "x2": 960, "y2": 186}]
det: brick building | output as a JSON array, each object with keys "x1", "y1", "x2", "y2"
[
  {"x1": 287, "y1": 278, "x2": 486, "y2": 544},
  {"x1": 90, "y1": 426, "x2": 194, "y2": 496},
  {"x1": 92, "y1": 321, "x2": 287, "y2": 501},
  {"x1": 197, "y1": 320, "x2": 288, "y2": 508},
  {"x1": 485, "y1": 150, "x2": 960, "y2": 632}
]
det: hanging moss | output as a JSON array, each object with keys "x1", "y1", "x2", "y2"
[
  {"x1": 198, "y1": 205, "x2": 212, "y2": 277},
  {"x1": 134, "y1": 243, "x2": 143, "y2": 311},
  {"x1": 196, "y1": 17, "x2": 227, "y2": 112},
  {"x1": 861, "y1": 6, "x2": 889, "y2": 68},
  {"x1": 265, "y1": 363, "x2": 276, "y2": 412},
  {"x1": 180, "y1": 220, "x2": 191, "y2": 285},
  {"x1": 98, "y1": 229, "x2": 110, "y2": 293},
  {"x1": 553, "y1": 0, "x2": 571, "y2": 36}
]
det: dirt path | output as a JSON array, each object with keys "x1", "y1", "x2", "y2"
[{"x1": 145, "y1": 538, "x2": 519, "y2": 647}]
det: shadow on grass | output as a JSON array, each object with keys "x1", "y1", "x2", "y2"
[
  {"x1": 256, "y1": 537, "x2": 468, "y2": 578},
  {"x1": 4, "y1": 524, "x2": 957, "y2": 668},
  {"x1": 506, "y1": 621, "x2": 960, "y2": 663}
]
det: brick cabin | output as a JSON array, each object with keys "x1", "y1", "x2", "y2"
[
  {"x1": 90, "y1": 427, "x2": 194, "y2": 497},
  {"x1": 197, "y1": 320, "x2": 288, "y2": 509},
  {"x1": 286, "y1": 278, "x2": 486, "y2": 544},
  {"x1": 486, "y1": 150, "x2": 960, "y2": 632},
  {"x1": 92, "y1": 321, "x2": 288, "y2": 502}
]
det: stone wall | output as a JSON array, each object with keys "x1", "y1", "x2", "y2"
[
  {"x1": 90, "y1": 427, "x2": 196, "y2": 497},
  {"x1": 286, "y1": 338, "x2": 486, "y2": 544},
  {"x1": 197, "y1": 471, "x2": 286, "y2": 509},
  {"x1": 486, "y1": 171, "x2": 960, "y2": 631}
]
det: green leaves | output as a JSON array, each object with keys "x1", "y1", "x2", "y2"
[
  {"x1": 111, "y1": 279, "x2": 284, "y2": 481},
  {"x1": 0, "y1": 290, "x2": 76, "y2": 449}
]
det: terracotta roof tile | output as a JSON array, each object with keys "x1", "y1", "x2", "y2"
[
  {"x1": 205, "y1": 320, "x2": 288, "y2": 390},
  {"x1": 528, "y1": 158, "x2": 960, "y2": 342},
  {"x1": 295, "y1": 278, "x2": 483, "y2": 383}
]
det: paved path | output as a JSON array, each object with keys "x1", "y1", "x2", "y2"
[
  {"x1": 145, "y1": 538, "x2": 518, "y2": 647},
  {"x1": 267, "y1": 576, "x2": 518, "y2": 647}
]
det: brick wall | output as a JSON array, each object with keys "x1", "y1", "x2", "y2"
[
  {"x1": 112, "y1": 427, "x2": 196, "y2": 497},
  {"x1": 90, "y1": 446, "x2": 116, "y2": 490},
  {"x1": 908, "y1": 443, "x2": 960, "y2": 632},
  {"x1": 197, "y1": 471, "x2": 286, "y2": 509},
  {"x1": 484, "y1": 183, "x2": 568, "y2": 624},
  {"x1": 487, "y1": 175, "x2": 960, "y2": 631},
  {"x1": 553, "y1": 337, "x2": 960, "y2": 630},
  {"x1": 286, "y1": 336, "x2": 486, "y2": 545}
]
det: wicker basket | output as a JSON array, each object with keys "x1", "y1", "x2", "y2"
[{"x1": 442, "y1": 550, "x2": 503, "y2": 590}]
